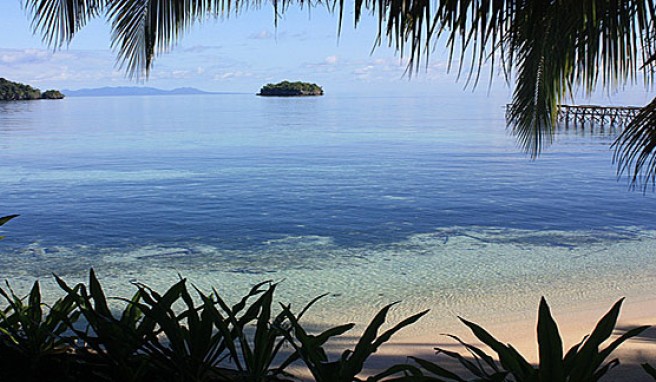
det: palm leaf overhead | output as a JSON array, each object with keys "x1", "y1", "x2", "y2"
[
  {"x1": 23, "y1": 0, "x2": 656, "y2": 186},
  {"x1": 25, "y1": 0, "x2": 106, "y2": 47},
  {"x1": 613, "y1": 97, "x2": 656, "y2": 190}
]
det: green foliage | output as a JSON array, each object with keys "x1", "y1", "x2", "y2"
[
  {"x1": 281, "y1": 301, "x2": 428, "y2": 382},
  {"x1": 0, "y1": 272, "x2": 650, "y2": 382},
  {"x1": 0, "y1": 280, "x2": 81, "y2": 381},
  {"x1": 0, "y1": 78, "x2": 64, "y2": 101},
  {"x1": 41, "y1": 89, "x2": 65, "y2": 99},
  {"x1": 210, "y1": 281, "x2": 307, "y2": 382},
  {"x1": 55, "y1": 269, "x2": 156, "y2": 381},
  {"x1": 258, "y1": 81, "x2": 323, "y2": 96},
  {"x1": 128, "y1": 277, "x2": 235, "y2": 382},
  {"x1": 410, "y1": 297, "x2": 648, "y2": 382},
  {"x1": 0, "y1": 215, "x2": 19, "y2": 240},
  {"x1": 0, "y1": 78, "x2": 42, "y2": 101},
  {"x1": 0, "y1": 215, "x2": 19, "y2": 226},
  {"x1": 57, "y1": 270, "x2": 298, "y2": 382}
]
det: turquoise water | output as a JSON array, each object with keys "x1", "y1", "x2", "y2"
[{"x1": 1, "y1": 94, "x2": 655, "y2": 330}]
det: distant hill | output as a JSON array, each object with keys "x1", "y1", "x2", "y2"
[
  {"x1": 62, "y1": 86, "x2": 222, "y2": 97},
  {"x1": 0, "y1": 78, "x2": 64, "y2": 101}
]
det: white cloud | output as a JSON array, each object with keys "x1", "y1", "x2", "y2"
[
  {"x1": 0, "y1": 49, "x2": 126, "y2": 88},
  {"x1": 0, "y1": 47, "x2": 262, "y2": 91},
  {"x1": 0, "y1": 46, "x2": 459, "y2": 94},
  {"x1": 0, "y1": 49, "x2": 51, "y2": 65}
]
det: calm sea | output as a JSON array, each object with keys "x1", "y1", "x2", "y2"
[{"x1": 1, "y1": 94, "x2": 655, "y2": 328}]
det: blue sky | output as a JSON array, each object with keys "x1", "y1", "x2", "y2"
[
  {"x1": 0, "y1": 0, "x2": 652, "y2": 104},
  {"x1": 0, "y1": 0, "x2": 462, "y2": 94}
]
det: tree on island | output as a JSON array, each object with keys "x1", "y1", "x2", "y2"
[
  {"x1": 41, "y1": 89, "x2": 65, "y2": 99},
  {"x1": 0, "y1": 78, "x2": 41, "y2": 100},
  {"x1": 258, "y1": 81, "x2": 323, "y2": 96},
  {"x1": 22, "y1": 1, "x2": 656, "y2": 188},
  {"x1": 0, "y1": 78, "x2": 64, "y2": 101}
]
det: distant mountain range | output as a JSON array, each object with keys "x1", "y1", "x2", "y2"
[{"x1": 62, "y1": 86, "x2": 228, "y2": 97}]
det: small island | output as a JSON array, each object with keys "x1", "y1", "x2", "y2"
[
  {"x1": 257, "y1": 81, "x2": 323, "y2": 97},
  {"x1": 0, "y1": 78, "x2": 64, "y2": 101}
]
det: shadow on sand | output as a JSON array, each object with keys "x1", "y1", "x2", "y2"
[{"x1": 283, "y1": 322, "x2": 656, "y2": 381}]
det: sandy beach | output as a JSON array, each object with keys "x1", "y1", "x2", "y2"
[{"x1": 287, "y1": 295, "x2": 656, "y2": 381}]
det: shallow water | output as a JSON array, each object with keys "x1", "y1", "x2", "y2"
[{"x1": 1, "y1": 94, "x2": 654, "y2": 331}]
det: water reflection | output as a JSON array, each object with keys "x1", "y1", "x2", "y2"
[{"x1": 0, "y1": 101, "x2": 37, "y2": 131}]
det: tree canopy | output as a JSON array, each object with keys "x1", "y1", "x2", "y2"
[
  {"x1": 22, "y1": 0, "x2": 656, "y2": 189},
  {"x1": 0, "y1": 78, "x2": 64, "y2": 101},
  {"x1": 258, "y1": 81, "x2": 323, "y2": 96}
]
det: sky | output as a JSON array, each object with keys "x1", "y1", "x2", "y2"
[
  {"x1": 0, "y1": 0, "x2": 653, "y2": 104},
  {"x1": 0, "y1": 0, "x2": 462, "y2": 95}
]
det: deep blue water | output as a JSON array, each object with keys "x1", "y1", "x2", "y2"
[{"x1": 0, "y1": 93, "x2": 654, "y2": 283}]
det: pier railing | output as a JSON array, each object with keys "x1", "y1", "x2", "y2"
[{"x1": 506, "y1": 104, "x2": 642, "y2": 129}]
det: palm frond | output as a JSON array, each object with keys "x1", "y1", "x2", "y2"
[
  {"x1": 506, "y1": 1, "x2": 559, "y2": 156},
  {"x1": 23, "y1": 0, "x2": 106, "y2": 48},
  {"x1": 435, "y1": 1, "x2": 515, "y2": 85},
  {"x1": 613, "y1": 97, "x2": 656, "y2": 191},
  {"x1": 107, "y1": 0, "x2": 218, "y2": 79},
  {"x1": 419, "y1": 1, "x2": 655, "y2": 156},
  {"x1": 371, "y1": 0, "x2": 656, "y2": 157}
]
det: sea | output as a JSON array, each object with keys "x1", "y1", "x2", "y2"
[{"x1": 1, "y1": 93, "x2": 655, "y2": 332}]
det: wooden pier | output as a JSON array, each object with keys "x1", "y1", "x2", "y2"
[
  {"x1": 557, "y1": 104, "x2": 641, "y2": 128},
  {"x1": 506, "y1": 104, "x2": 642, "y2": 129}
]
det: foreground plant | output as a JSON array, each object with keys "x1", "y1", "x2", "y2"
[
  {"x1": 0, "y1": 279, "x2": 81, "y2": 381},
  {"x1": 128, "y1": 277, "x2": 240, "y2": 382},
  {"x1": 211, "y1": 281, "x2": 318, "y2": 382},
  {"x1": 0, "y1": 214, "x2": 18, "y2": 240},
  {"x1": 132, "y1": 277, "x2": 307, "y2": 382},
  {"x1": 281, "y1": 301, "x2": 428, "y2": 382},
  {"x1": 1, "y1": 270, "x2": 648, "y2": 382},
  {"x1": 56, "y1": 270, "x2": 299, "y2": 381},
  {"x1": 56, "y1": 269, "x2": 157, "y2": 381},
  {"x1": 404, "y1": 297, "x2": 647, "y2": 382}
]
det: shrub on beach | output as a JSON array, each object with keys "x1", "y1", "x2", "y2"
[
  {"x1": 0, "y1": 269, "x2": 648, "y2": 382},
  {"x1": 0, "y1": 270, "x2": 424, "y2": 382},
  {"x1": 381, "y1": 298, "x2": 648, "y2": 382}
]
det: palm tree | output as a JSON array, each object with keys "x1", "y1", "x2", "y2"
[{"x1": 23, "y1": 0, "x2": 656, "y2": 189}]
